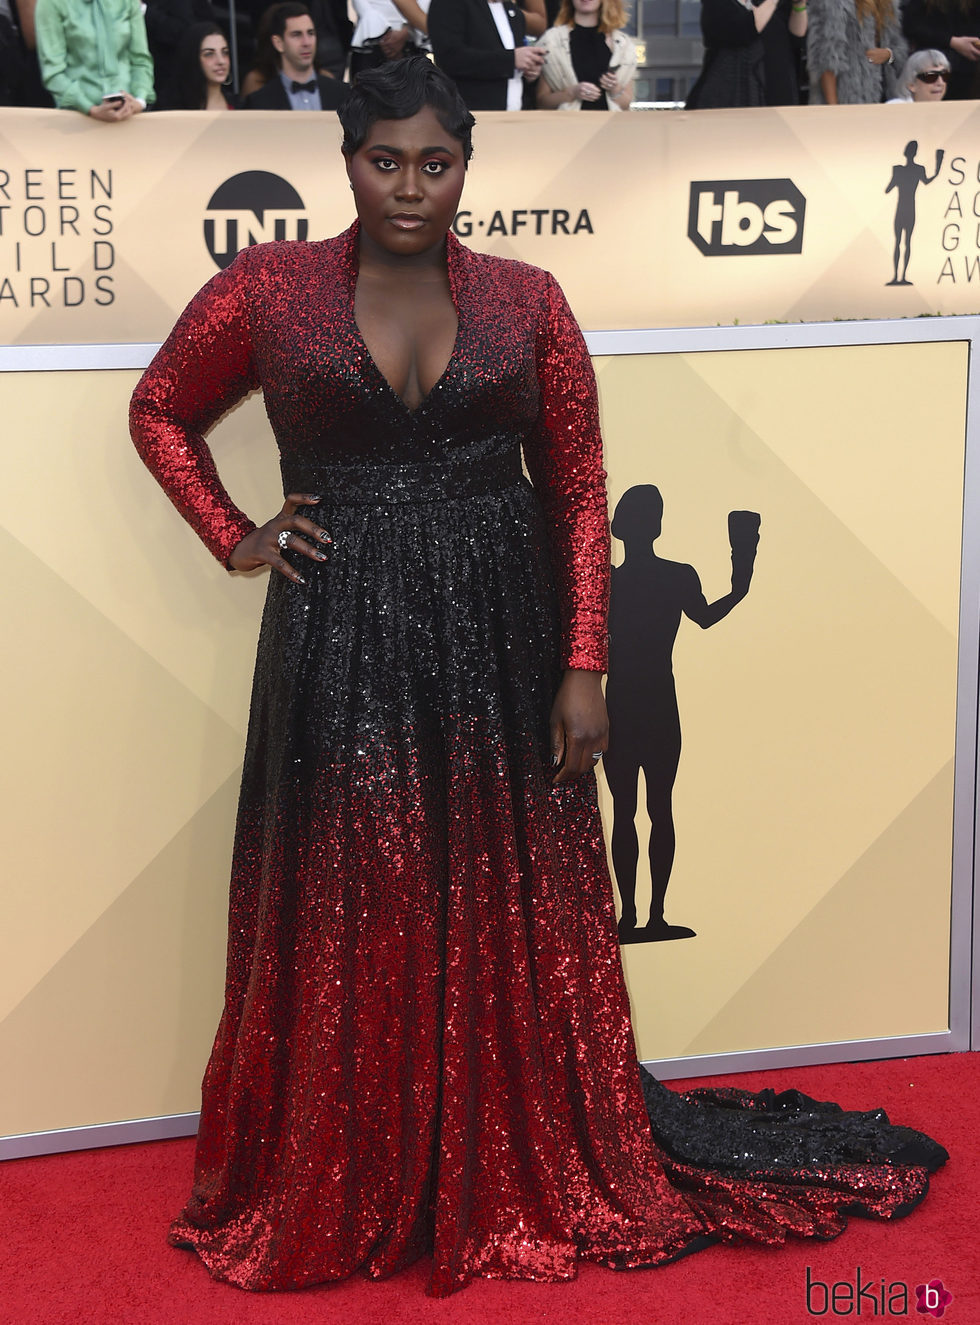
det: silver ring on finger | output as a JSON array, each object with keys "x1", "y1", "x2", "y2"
[{"x1": 277, "y1": 528, "x2": 292, "y2": 551}]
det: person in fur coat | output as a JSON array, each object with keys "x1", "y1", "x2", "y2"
[{"x1": 808, "y1": 0, "x2": 906, "y2": 101}]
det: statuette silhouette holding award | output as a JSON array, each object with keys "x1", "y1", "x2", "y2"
[
  {"x1": 605, "y1": 486, "x2": 760, "y2": 944},
  {"x1": 885, "y1": 140, "x2": 943, "y2": 287}
]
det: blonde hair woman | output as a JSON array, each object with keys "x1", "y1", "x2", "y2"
[{"x1": 536, "y1": 0, "x2": 636, "y2": 109}]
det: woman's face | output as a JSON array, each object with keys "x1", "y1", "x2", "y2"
[
  {"x1": 911, "y1": 66, "x2": 948, "y2": 101},
  {"x1": 200, "y1": 34, "x2": 231, "y2": 87},
  {"x1": 345, "y1": 106, "x2": 467, "y2": 260},
  {"x1": 573, "y1": 0, "x2": 603, "y2": 19}
]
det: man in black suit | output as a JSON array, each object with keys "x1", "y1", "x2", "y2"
[
  {"x1": 244, "y1": 2, "x2": 347, "y2": 110},
  {"x1": 428, "y1": 0, "x2": 544, "y2": 111}
]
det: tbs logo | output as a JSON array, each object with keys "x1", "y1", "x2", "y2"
[{"x1": 688, "y1": 179, "x2": 806, "y2": 256}]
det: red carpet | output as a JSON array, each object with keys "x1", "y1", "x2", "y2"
[{"x1": 2, "y1": 1054, "x2": 975, "y2": 1325}]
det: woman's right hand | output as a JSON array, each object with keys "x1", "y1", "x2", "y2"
[
  {"x1": 228, "y1": 492, "x2": 331, "y2": 585},
  {"x1": 951, "y1": 35, "x2": 980, "y2": 60},
  {"x1": 574, "y1": 80, "x2": 602, "y2": 101}
]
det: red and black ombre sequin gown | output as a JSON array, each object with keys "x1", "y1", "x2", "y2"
[{"x1": 130, "y1": 224, "x2": 945, "y2": 1297}]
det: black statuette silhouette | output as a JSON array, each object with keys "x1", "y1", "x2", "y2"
[
  {"x1": 605, "y1": 486, "x2": 760, "y2": 946},
  {"x1": 885, "y1": 140, "x2": 943, "y2": 287}
]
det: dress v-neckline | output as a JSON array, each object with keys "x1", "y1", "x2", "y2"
[
  {"x1": 351, "y1": 312, "x2": 461, "y2": 417},
  {"x1": 345, "y1": 223, "x2": 464, "y2": 417}
]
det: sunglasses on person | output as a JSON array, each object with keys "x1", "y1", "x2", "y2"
[{"x1": 916, "y1": 70, "x2": 948, "y2": 83}]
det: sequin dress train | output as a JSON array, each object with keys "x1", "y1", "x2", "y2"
[{"x1": 129, "y1": 224, "x2": 945, "y2": 1297}]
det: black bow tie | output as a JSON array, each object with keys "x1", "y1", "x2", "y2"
[{"x1": 291, "y1": 79, "x2": 317, "y2": 93}]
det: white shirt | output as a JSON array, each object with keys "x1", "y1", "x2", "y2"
[
  {"x1": 351, "y1": 0, "x2": 431, "y2": 48},
  {"x1": 487, "y1": 1, "x2": 523, "y2": 111}
]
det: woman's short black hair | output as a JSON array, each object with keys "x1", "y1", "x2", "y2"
[{"x1": 339, "y1": 58, "x2": 475, "y2": 164}]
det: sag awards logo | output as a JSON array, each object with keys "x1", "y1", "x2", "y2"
[
  {"x1": 204, "y1": 171, "x2": 309, "y2": 269},
  {"x1": 884, "y1": 141, "x2": 980, "y2": 286},
  {"x1": 0, "y1": 166, "x2": 116, "y2": 310},
  {"x1": 884, "y1": 140, "x2": 943, "y2": 285},
  {"x1": 687, "y1": 179, "x2": 806, "y2": 256}
]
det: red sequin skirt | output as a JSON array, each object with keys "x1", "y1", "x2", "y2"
[{"x1": 169, "y1": 462, "x2": 944, "y2": 1296}]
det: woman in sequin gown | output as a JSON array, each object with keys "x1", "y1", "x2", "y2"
[{"x1": 129, "y1": 59, "x2": 945, "y2": 1298}]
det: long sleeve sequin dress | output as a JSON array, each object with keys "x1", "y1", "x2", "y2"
[{"x1": 130, "y1": 224, "x2": 945, "y2": 1297}]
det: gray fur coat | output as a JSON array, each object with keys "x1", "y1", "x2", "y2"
[{"x1": 807, "y1": 0, "x2": 907, "y2": 103}]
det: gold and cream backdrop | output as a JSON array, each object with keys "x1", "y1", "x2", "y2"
[
  {"x1": 2, "y1": 373, "x2": 278, "y2": 1137},
  {"x1": 1, "y1": 337, "x2": 965, "y2": 1138},
  {"x1": 2, "y1": 103, "x2": 980, "y2": 346},
  {"x1": 595, "y1": 345, "x2": 963, "y2": 1060}
]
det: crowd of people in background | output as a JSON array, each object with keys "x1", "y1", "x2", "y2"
[
  {"x1": 696, "y1": 0, "x2": 978, "y2": 105},
  {"x1": 0, "y1": 0, "x2": 977, "y2": 113}
]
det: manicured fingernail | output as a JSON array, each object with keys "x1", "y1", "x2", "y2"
[
  {"x1": 319, "y1": 531, "x2": 331, "y2": 542},
  {"x1": 552, "y1": 754, "x2": 560, "y2": 766},
  {"x1": 308, "y1": 495, "x2": 322, "y2": 502},
  {"x1": 296, "y1": 575, "x2": 306, "y2": 585},
  {"x1": 315, "y1": 551, "x2": 327, "y2": 560}
]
